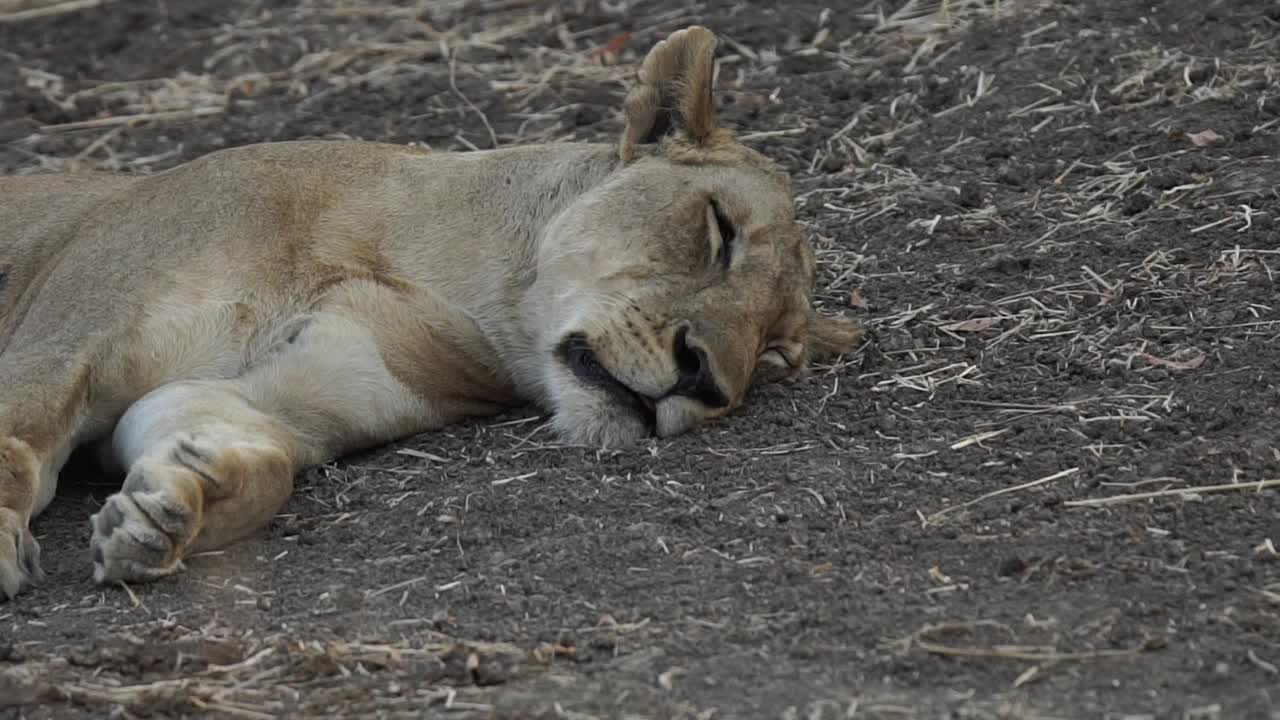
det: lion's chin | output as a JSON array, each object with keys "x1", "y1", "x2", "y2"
[
  {"x1": 543, "y1": 375, "x2": 644, "y2": 447},
  {"x1": 550, "y1": 393, "x2": 712, "y2": 448},
  {"x1": 544, "y1": 363, "x2": 720, "y2": 447},
  {"x1": 550, "y1": 406, "x2": 650, "y2": 448}
]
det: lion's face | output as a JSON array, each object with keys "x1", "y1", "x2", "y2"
[
  {"x1": 526, "y1": 148, "x2": 817, "y2": 445},
  {"x1": 522, "y1": 27, "x2": 861, "y2": 446}
]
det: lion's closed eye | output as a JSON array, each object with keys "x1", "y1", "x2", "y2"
[
  {"x1": 706, "y1": 199, "x2": 736, "y2": 270},
  {"x1": 764, "y1": 338, "x2": 803, "y2": 369},
  {"x1": 751, "y1": 338, "x2": 805, "y2": 384}
]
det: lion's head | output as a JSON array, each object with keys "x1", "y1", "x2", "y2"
[{"x1": 522, "y1": 27, "x2": 862, "y2": 446}]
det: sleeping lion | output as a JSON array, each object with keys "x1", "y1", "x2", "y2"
[{"x1": 0, "y1": 27, "x2": 861, "y2": 600}]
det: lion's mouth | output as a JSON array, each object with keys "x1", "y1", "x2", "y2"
[{"x1": 557, "y1": 334, "x2": 658, "y2": 433}]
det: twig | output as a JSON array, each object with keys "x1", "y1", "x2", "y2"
[
  {"x1": 0, "y1": 0, "x2": 116, "y2": 23},
  {"x1": 366, "y1": 575, "x2": 428, "y2": 599},
  {"x1": 1247, "y1": 650, "x2": 1278, "y2": 675},
  {"x1": 73, "y1": 125, "x2": 126, "y2": 160},
  {"x1": 927, "y1": 468, "x2": 1079, "y2": 523},
  {"x1": 917, "y1": 634, "x2": 1155, "y2": 662},
  {"x1": 40, "y1": 107, "x2": 224, "y2": 133},
  {"x1": 449, "y1": 49, "x2": 499, "y2": 149},
  {"x1": 396, "y1": 448, "x2": 449, "y2": 463},
  {"x1": 949, "y1": 429, "x2": 1009, "y2": 450},
  {"x1": 1065, "y1": 479, "x2": 1280, "y2": 507},
  {"x1": 887, "y1": 620, "x2": 1161, "y2": 665},
  {"x1": 739, "y1": 128, "x2": 808, "y2": 142}
]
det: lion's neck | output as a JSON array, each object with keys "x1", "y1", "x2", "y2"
[{"x1": 388, "y1": 142, "x2": 619, "y2": 399}]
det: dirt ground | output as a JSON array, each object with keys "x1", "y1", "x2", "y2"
[{"x1": 2, "y1": 0, "x2": 1279, "y2": 717}]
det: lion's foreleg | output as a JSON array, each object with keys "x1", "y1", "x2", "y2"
[
  {"x1": 89, "y1": 295, "x2": 463, "y2": 585},
  {"x1": 0, "y1": 350, "x2": 96, "y2": 599},
  {"x1": 89, "y1": 381, "x2": 300, "y2": 583}
]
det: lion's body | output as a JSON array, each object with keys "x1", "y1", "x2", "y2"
[
  {"x1": 0, "y1": 27, "x2": 861, "y2": 600},
  {"x1": 2, "y1": 140, "x2": 613, "y2": 453}
]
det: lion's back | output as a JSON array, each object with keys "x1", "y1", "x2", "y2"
[
  {"x1": 0, "y1": 140, "x2": 418, "y2": 354},
  {"x1": 0, "y1": 172, "x2": 138, "y2": 347}
]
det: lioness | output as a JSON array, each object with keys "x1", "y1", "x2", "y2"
[{"x1": 0, "y1": 27, "x2": 861, "y2": 600}]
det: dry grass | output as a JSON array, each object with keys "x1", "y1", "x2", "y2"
[
  {"x1": 793, "y1": 0, "x2": 1279, "y2": 520},
  {"x1": 4, "y1": 0, "x2": 1071, "y2": 174},
  {"x1": 3, "y1": 0, "x2": 1278, "y2": 717},
  {"x1": 3, "y1": 622, "x2": 576, "y2": 717},
  {"x1": 5, "y1": 0, "x2": 660, "y2": 173}
]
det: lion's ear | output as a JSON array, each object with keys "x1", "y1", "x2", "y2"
[
  {"x1": 620, "y1": 26, "x2": 720, "y2": 162},
  {"x1": 807, "y1": 312, "x2": 864, "y2": 362}
]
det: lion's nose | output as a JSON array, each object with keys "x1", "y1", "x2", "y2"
[{"x1": 670, "y1": 326, "x2": 729, "y2": 408}]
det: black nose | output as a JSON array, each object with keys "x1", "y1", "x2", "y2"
[{"x1": 671, "y1": 326, "x2": 730, "y2": 408}]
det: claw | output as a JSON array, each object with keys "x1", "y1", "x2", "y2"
[
  {"x1": 1, "y1": 566, "x2": 19, "y2": 601},
  {"x1": 21, "y1": 535, "x2": 46, "y2": 586},
  {"x1": 0, "y1": 512, "x2": 42, "y2": 601}
]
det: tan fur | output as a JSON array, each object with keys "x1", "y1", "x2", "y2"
[{"x1": 0, "y1": 27, "x2": 862, "y2": 600}]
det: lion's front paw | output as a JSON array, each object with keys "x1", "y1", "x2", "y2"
[
  {"x1": 0, "y1": 508, "x2": 44, "y2": 601},
  {"x1": 89, "y1": 464, "x2": 201, "y2": 585}
]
